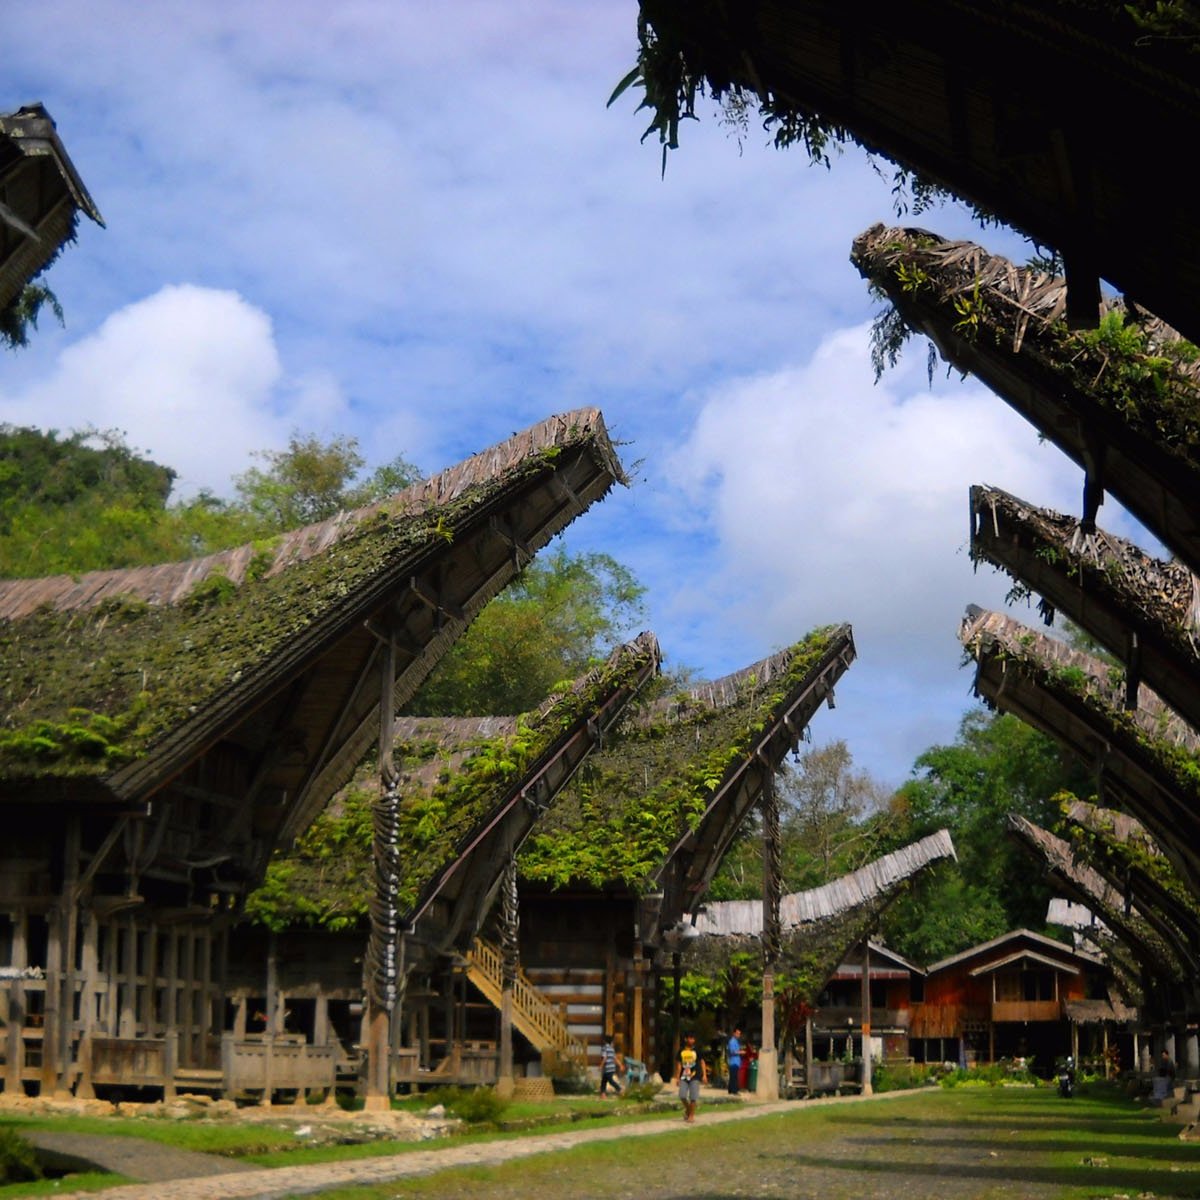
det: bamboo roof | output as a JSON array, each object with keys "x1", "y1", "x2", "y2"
[
  {"x1": 960, "y1": 607, "x2": 1200, "y2": 898},
  {"x1": 852, "y1": 225, "x2": 1200, "y2": 574},
  {"x1": 630, "y1": 0, "x2": 1200, "y2": 340},
  {"x1": 970, "y1": 485, "x2": 1200, "y2": 731},
  {"x1": 247, "y1": 632, "x2": 662, "y2": 954},
  {"x1": 1006, "y1": 812, "x2": 1185, "y2": 984},
  {"x1": 1064, "y1": 799, "x2": 1200, "y2": 961},
  {"x1": 519, "y1": 624, "x2": 856, "y2": 944},
  {"x1": 0, "y1": 408, "x2": 626, "y2": 886},
  {"x1": 1, "y1": 103, "x2": 103, "y2": 311},
  {"x1": 687, "y1": 829, "x2": 955, "y2": 935}
]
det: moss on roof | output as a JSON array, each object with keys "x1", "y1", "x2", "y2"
[
  {"x1": 0, "y1": 413, "x2": 617, "y2": 784},
  {"x1": 853, "y1": 225, "x2": 1200, "y2": 466},
  {"x1": 1062, "y1": 798, "x2": 1200, "y2": 933},
  {"x1": 961, "y1": 611, "x2": 1200, "y2": 811},
  {"x1": 518, "y1": 626, "x2": 845, "y2": 890},
  {"x1": 244, "y1": 634, "x2": 662, "y2": 932},
  {"x1": 970, "y1": 486, "x2": 1199, "y2": 656}
]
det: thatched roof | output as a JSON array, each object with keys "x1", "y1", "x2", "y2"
[
  {"x1": 628, "y1": 1, "x2": 1200, "y2": 340},
  {"x1": 246, "y1": 632, "x2": 662, "y2": 951},
  {"x1": 1064, "y1": 799, "x2": 1200, "y2": 962},
  {"x1": 1006, "y1": 812, "x2": 1184, "y2": 985},
  {"x1": 678, "y1": 831, "x2": 952, "y2": 1004},
  {"x1": 519, "y1": 624, "x2": 856, "y2": 943},
  {"x1": 687, "y1": 829, "x2": 955, "y2": 934},
  {"x1": 852, "y1": 225, "x2": 1200, "y2": 574},
  {"x1": 1, "y1": 103, "x2": 103, "y2": 311},
  {"x1": 0, "y1": 409, "x2": 626, "y2": 841},
  {"x1": 969, "y1": 485, "x2": 1200, "y2": 731},
  {"x1": 959, "y1": 607, "x2": 1200, "y2": 899}
]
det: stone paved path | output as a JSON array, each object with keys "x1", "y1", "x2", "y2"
[
  {"x1": 48, "y1": 1091, "x2": 912, "y2": 1200},
  {"x1": 28, "y1": 1130, "x2": 255, "y2": 1182}
]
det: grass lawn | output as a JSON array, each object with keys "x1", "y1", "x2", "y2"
[
  {"x1": 281, "y1": 1083, "x2": 1200, "y2": 1200},
  {"x1": 5, "y1": 1083, "x2": 1199, "y2": 1198}
]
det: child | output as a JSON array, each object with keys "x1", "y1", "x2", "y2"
[
  {"x1": 599, "y1": 1034, "x2": 623, "y2": 1098},
  {"x1": 675, "y1": 1031, "x2": 707, "y2": 1122}
]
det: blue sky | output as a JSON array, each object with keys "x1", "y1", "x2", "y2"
[{"x1": 2, "y1": 2, "x2": 1149, "y2": 786}]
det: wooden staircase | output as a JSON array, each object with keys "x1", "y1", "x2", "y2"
[{"x1": 465, "y1": 938, "x2": 586, "y2": 1063}]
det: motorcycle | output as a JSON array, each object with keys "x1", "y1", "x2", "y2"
[{"x1": 1057, "y1": 1056, "x2": 1075, "y2": 1098}]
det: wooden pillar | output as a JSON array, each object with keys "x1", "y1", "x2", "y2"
[
  {"x1": 263, "y1": 932, "x2": 278, "y2": 1106},
  {"x1": 118, "y1": 916, "x2": 136, "y2": 1039},
  {"x1": 860, "y1": 941, "x2": 873, "y2": 1097},
  {"x1": 55, "y1": 814, "x2": 81, "y2": 1097},
  {"x1": 164, "y1": 931, "x2": 179, "y2": 1047},
  {"x1": 233, "y1": 996, "x2": 248, "y2": 1039},
  {"x1": 671, "y1": 951, "x2": 682, "y2": 1069},
  {"x1": 76, "y1": 910, "x2": 99, "y2": 1099},
  {"x1": 1102, "y1": 1024, "x2": 1110, "y2": 1080},
  {"x1": 5, "y1": 911, "x2": 26, "y2": 1093},
  {"x1": 364, "y1": 630, "x2": 399, "y2": 1111},
  {"x1": 804, "y1": 1015, "x2": 814, "y2": 1095},
  {"x1": 496, "y1": 859, "x2": 518, "y2": 1098},
  {"x1": 42, "y1": 911, "x2": 62, "y2": 1095},
  {"x1": 418, "y1": 995, "x2": 430, "y2": 1068},
  {"x1": 758, "y1": 763, "x2": 780, "y2": 1099},
  {"x1": 631, "y1": 937, "x2": 645, "y2": 1063}
]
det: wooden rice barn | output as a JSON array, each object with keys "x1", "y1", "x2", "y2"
[
  {"x1": 249, "y1": 625, "x2": 857, "y2": 1093},
  {"x1": 683, "y1": 830, "x2": 955, "y2": 1090},
  {"x1": 0, "y1": 409, "x2": 627, "y2": 1099},
  {"x1": 233, "y1": 633, "x2": 663, "y2": 1098}
]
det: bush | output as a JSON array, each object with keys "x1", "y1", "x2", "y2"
[
  {"x1": 425, "y1": 1085, "x2": 509, "y2": 1123},
  {"x1": 620, "y1": 1080, "x2": 663, "y2": 1103},
  {"x1": 939, "y1": 1058, "x2": 1036, "y2": 1089},
  {"x1": 0, "y1": 1127, "x2": 42, "y2": 1184},
  {"x1": 873, "y1": 1061, "x2": 933, "y2": 1093}
]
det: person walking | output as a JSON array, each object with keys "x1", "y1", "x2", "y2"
[
  {"x1": 726, "y1": 1027, "x2": 743, "y2": 1095},
  {"x1": 675, "y1": 1031, "x2": 707, "y2": 1123},
  {"x1": 599, "y1": 1034, "x2": 623, "y2": 1098}
]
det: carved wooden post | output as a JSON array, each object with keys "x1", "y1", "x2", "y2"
[
  {"x1": 860, "y1": 941, "x2": 873, "y2": 1096},
  {"x1": 758, "y1": 763, "x2": 780, "y2": 1098},
  {"x1": 496, "y1": 858, "x2": 518, "y2": 1098},
  {"x1": 364, "y1": 630, "x2": 399, "y2": 1110}
]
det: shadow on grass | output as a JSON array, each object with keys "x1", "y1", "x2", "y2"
[
  {"x1": 841, "y1": 1133, "x2": 1200, "y2": 1162},
  {"x1": 773, "y1": 1150, "x2": 1200, "y2": 1196},
  {"x1": 824, "y1": 1112, "x2": 1160, "y2": 1136}
]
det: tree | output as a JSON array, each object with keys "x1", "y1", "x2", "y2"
[
  {"x1": 410, "y1": 548, "x2": 646, "y2": 715},
  {"x1": 232, "y1": 433, "x2": 423, "y2": 531},
  {"x1": 0, "y1": 426, "x2": 426, "y2": 577},
  {"x1": 0, "y1": 283, "x2": 63, "y2": 351},
  {"x1": 707, "y1": 741, "x2": 890, "y2": 900}
]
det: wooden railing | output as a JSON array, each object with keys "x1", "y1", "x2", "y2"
[
  {"x1": 466, "y1": 938, "x2": 586, "y2": 1062},
  {"x1": 992, "y1": 999, "x2": 1062, "y2": 1023}
]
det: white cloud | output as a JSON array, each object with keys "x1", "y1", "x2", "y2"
[
  {"x1": 662, "y1": 324, "x2": 1087, "y2": 781},
  {"x1": 0, "y1": 285, "x2": 353, "y2": 498}
]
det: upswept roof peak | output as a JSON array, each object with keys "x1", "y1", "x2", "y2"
[
  {"x1": 246, "y1": 631, "x2": 663, "y2": 943},
  {"x1": 969, "y1": 484, "x2": 1200, "y2": 730},
  {"x1": 1, "y1": 103, "x2": 103, "y2": 313},
  {"x1": 1006, "y1": 811, "x2": 1185, "y2": 985},
  {"x1": 520, "y1": 624, "x2": 856, "y2": 939},
  {"x1": 853, "y1": 225, "x2": 1200, "y2": 574},
  {"x1": 960, "y1": 607, "x2": 1200, "y2": 897}
]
